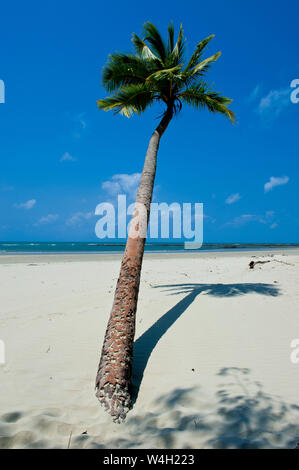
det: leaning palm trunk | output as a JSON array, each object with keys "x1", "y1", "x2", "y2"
[
  {"x1": 95, "y1": 21, "x2": 234, "y2": 422},
  {"x1": 95, "y1": 109, "x2": 173, "y2": 422}
]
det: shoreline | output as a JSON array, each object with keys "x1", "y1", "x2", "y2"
[{"x1": 1, "y1": 247, "x2": 299, "y2": 264}]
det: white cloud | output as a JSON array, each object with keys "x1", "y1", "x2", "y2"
[
  {"x1": 34, "y1": 214, "x2": 59, "y2": 226},
  {"x1": 102, "y1": 173, "x2": 141, "y2": 201},
  {"x1": 66, "y1": 211, "x2": 94, "y2": 226},
  {"x1": 203, "y1": 214, "x2": 216, "y2": 223},
  {"x1": 225, "y1": 193, "x2": 241, "y2": 205},
  {"x1": 60, "y1": 152, "x2": 76, "y2": 162},
  {"x1": 264, "y1": 176, "x2": 289, "y2": 193},
  {"x1": 73, "y1": 113, "x2": 87, "y2": 138},
  {"x1": 270, "y1": 223, "x2": 278, "y2": 229},
  {"x1": 14, "y1": 199, "x2": 36, "y2": 210},
  {"x1": 248, "y1": 84, "x2": 262, "y2": 102},
  {"x1": 226, "y1": 211, "x2": 275, "y2": 228},
  {"x1": 258, "y1": 88, "x2": 290, "y2": 118},
  {"x1": 230, "y1": 214, "x2": 256, "y2": 226}
]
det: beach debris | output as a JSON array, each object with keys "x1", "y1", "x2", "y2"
[
  {"x1": 273, "y1": 259, "x2": 295, "y2": 266},
  {"x1": 191, "y1": 368, "x2": 195, "y2": 372},
  {"x1": 249, "y1": 260, "x2": 270, "y2": 269},
  {"x1": 249, "y1": 259, "x2": 295, "y2": 269}
]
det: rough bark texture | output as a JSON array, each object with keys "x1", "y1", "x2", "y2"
[{"x1": 95, "y1": 110, "x2": 173, "y2": 422}]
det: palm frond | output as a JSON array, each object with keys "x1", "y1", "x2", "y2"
[
  {"x1": 102, "y1": 53, "x2": 153, "y2": 92},
  {"x1": 179, "y1": 84, "x2": 235, "y2": 123},
  {"x1": 188, "y1": 52, "x2": 221, "y2": 77},
  {"x1": 142, "y1": 22, "x2": 167, "y2": 63},
  {"x1": 97, "y1": 83, "x2": 155, "y2": 117},
  {"x1": 132, "y1": 33, "x2": 161, "y2": 63},
  {"x1": 145, "y1": 65, "x2": 182, "y2": 83},
  {"x1": 169, "y1": 24, "x2": 185, "y2": 65},
  {"x1": 167, "y1": 22, "x2": 175, "y2": 55},
  {"x1": 184, "y1": 34, "x2": 215, "y2": 72}
]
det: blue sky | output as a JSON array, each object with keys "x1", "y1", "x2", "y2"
[{"x1": 0, "y1": 0, "x2": 298, "y2": 243}]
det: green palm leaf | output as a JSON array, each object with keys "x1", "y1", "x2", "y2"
[
  {"x1": 143, "y1": 22, "x2": 167, "y2": 63},
  {"x1": 97, "y1": 83, "x2": 155, "y2": 117},
  {"x1": 169, "y1": 24, "x2": 185, "y2": 66},
  {"x1": 145, "y1": 65, "x2": 182, "y2": 83},
  {"x1": 188, "y1": 52, "x2": 221, "y2": 77},
  {"x1": 167, "y1": 22, "x2": 175, "y2": 55},
  {"x1": 184, "y1": 34, "x2": 215, "y2": 72},
  {"x1": 102, "y1": 54, "x2": 153, "y2": 92},
  {"x1": 179, "y1": 84, "x2": 235, "y2": 123},
  {"x1": 132, "y1": 33, "x2": 161, "y2": 63}
]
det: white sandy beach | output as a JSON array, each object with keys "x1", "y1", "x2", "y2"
[{"x1": 1, "y1": 250, "x2": 299, "y2": 449}]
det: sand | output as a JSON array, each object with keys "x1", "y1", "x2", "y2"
[{"x1": 0, "y1": 249, "x2": 299, "y2": 449}]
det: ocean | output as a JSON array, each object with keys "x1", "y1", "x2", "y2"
[{"x1": 0, "y1": 241, "x2": 298, "y2": 254}]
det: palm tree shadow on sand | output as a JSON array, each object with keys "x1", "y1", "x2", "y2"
[
  {"x1": 121, "y1": 368, "x2": 299, "y2": 449},
  {"x1": 130, "y1": 282, "x2": 280, "y2": 404}
]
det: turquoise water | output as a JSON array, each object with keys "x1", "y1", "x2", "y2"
[{"x1": 0, "y1": 241, "x2": 298, "y2": 254}]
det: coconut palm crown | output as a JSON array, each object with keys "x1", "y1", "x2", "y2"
[{"x1": 97, "y1": 22, "x2": 235, "y2": 123}]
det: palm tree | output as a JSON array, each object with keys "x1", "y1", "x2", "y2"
[{"x1": 95, "y1": 21, "x2": 235, "y2": 422}]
